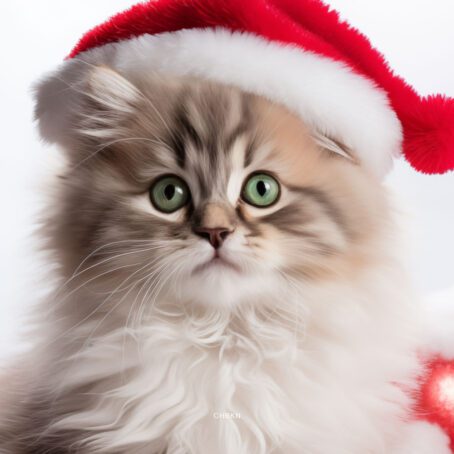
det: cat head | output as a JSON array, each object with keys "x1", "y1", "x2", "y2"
[{"x1": 35, "y1": 65, "x2": 389, "y2": 309}]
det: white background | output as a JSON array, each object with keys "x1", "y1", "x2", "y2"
[{"x1": 0, "y1": 1, "x2": 453, "y2": 363}]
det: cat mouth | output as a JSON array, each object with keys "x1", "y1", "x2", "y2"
[{"x1": 192, "y1": 252, "x2": 241, "y2": 274}]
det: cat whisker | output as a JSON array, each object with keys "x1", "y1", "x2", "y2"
[
  {"x1": 120, "y1": 259, "x2": 177, "y2": 364},
  {"x1": 132, "y1": 261, "x2": 186, "y2": 366},
  {"x1": 120, "y1": 255, "x2": 178, "y2": 369},
  {"x1": 73, "y1": 243, "x2": 166, "y2": 278},
  {"x1": 72, "y1": 239, "x2": 160, "y2": 276},
  {"x1": 50, "y1": 256, "x2": 173, "y2": 389},
  {"x1": 72, "y1": 248, "x2": 172, "y2": 295},
  {"x1": 52, "y1": 241, "x2": 169, "y2": 302},
  {"x1": 44, "y1": 259, "x2": 164, "y2": 352},
  {"x1": 51, "y1": 273, "x2": 150, "y2": 404},
  {"x1": 131, "y1": 258, "x2": 177, "y2": 330}
]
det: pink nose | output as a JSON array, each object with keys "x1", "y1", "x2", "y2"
[{"x1": 193, "y1": 227, "x2": 233, "y2": 249}]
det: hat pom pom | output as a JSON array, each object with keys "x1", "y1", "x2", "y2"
[{"x1": 403, "y1": 95, "x2": 454, "y2": 174}]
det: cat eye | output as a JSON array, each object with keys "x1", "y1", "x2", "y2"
[
  {"x1": 242, "y1": 173, "x2": 280, "y2": 208},
  {"x1": 150, "y1": 175, "x2": 190, "y2": 213}
]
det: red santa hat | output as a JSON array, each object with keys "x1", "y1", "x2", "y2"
[{"x1": 47, "y1": 0, "x2": 454, "y2": 178}]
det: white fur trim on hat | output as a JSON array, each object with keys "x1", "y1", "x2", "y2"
[{"x1": 37, "y1": 28, "x2": 403, "y2": 178}]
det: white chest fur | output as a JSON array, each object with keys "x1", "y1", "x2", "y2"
[{"x1": 47, "y1": 269, "x2": 422, "y2": 454}]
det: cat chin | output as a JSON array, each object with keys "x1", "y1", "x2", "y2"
[{"x1": 173, "y1": 266, "x2": 282, "y2": 308}]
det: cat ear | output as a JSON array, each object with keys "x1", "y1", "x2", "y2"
[
  {"x1": 77, "y1": 65, "x2": 142, "y2": 142},
  {"x1": 86, "y1": 65, "x2": 140, "y2": 117},
  {"x1": 312, "y1": 131, "x2": 357, "y2": 163},
  {"x1": 34, "y1": 63, "x2": 141, "y2": 148}
]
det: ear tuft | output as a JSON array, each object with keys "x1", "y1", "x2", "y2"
[
  {"x1": 33, "y1": 64, "x2": 141, "y2": 147},
  {"x1": 87, "y1": 65, "x2": 141, "y2": 114},
  {"x1": 312, "y1": 131, "x2": 356, "y2": 163}
]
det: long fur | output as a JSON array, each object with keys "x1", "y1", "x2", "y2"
[{"x1": 0, "y1": 69, "x2": 451, "y2": 453}]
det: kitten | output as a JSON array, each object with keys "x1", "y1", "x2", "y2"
[{"x1": 0, "y1": 65, "x2": 429, "y2": 453}]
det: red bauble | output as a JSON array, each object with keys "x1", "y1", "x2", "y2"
[{"x1": 417, "y1": 358, "x2": 454, "y2": 450}]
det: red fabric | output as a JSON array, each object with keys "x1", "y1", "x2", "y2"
[
  {"x1": 68, "y1": 0, "x2": 454, "y2": 174},
  {"x1": 416, "y1": 357, "x2": 454, "y2": 451}
]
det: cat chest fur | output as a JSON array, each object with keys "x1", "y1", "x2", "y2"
[{"x1": 45, "y1": 278, "x2": 421, "y2": 454}]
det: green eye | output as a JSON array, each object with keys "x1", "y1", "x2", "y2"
[
  {"x1": 242, "y1": 173, "x2": 280, "y2": 207},
  {"x1": 150, "y1": 175, "x2": 189, "y2": 213}
]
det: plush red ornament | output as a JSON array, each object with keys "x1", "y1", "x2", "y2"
[
  {"x1": 417, "y1": 357, "x2": 454, "y2": 451},
  {"x1": 68, "y1": 0, "x2": 454, "y2": 176}
]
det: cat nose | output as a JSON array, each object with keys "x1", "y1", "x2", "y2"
[{"x1": 193, "y1": 227, "x2": 233, "y2": 249}]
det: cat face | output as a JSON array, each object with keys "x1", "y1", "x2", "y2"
[{"x1": 39, "y1": 66, "x2": 389, "y2": 309}]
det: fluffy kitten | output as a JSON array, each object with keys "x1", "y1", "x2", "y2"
[{"x1": 0, "y1": 66, "x2": 435, "y2": 453}]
